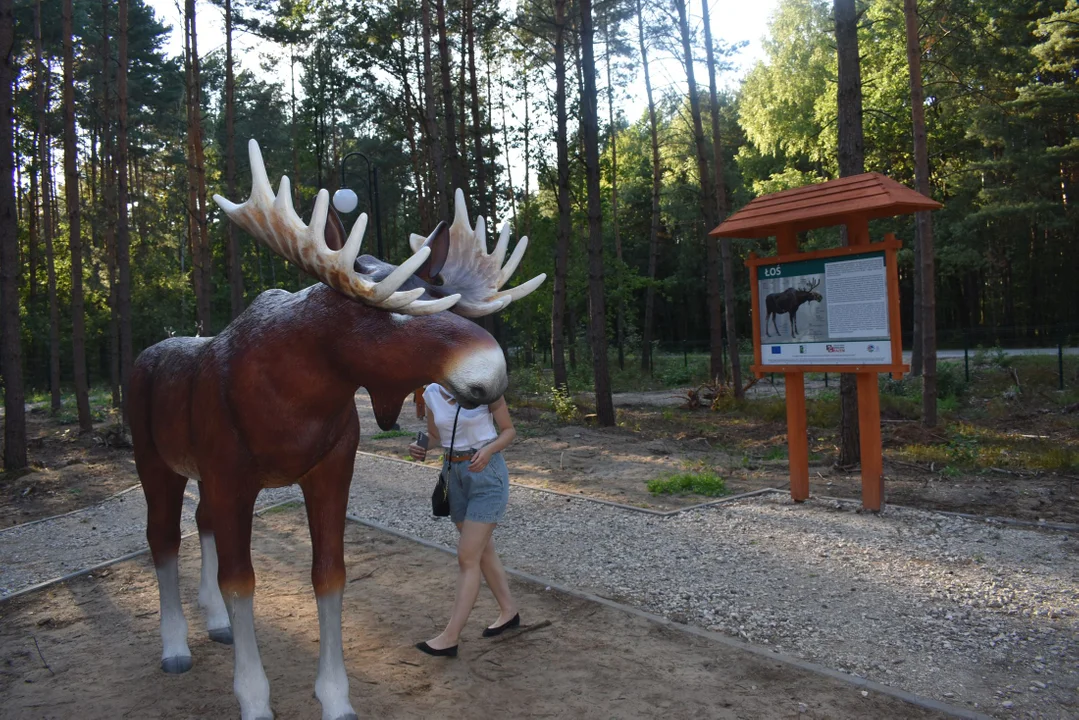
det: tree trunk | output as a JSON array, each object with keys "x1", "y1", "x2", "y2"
[
  {"x1": 497, "y1": 59, "x2": 516, "y2": 227},
  {"x1": 522, "y1": 63, "x2": 531, "y2": 239},
  {"x1": 834, "y1": 0, "x2": 863, "y2": 465},
  {"x1": 674, "y1": 0, "x2": 724, "y2": 384},
  {"x1": 421, "y1": 0, "x2": 446, "y2": 221},
  {"x1": 117, "y1": 0, "x2": 134, "y2": 425},
  {"x1": 35, "y1": 2, "x2": 61, "y2": 413},
  {"x1": 27, "y1": 138, "x2": 37, "y2": 307},
  {"x1": 905, "y1": 0, "x2": 937, "y2": 427},
  {"x1": 63, "y1": 0, "x2": 91, "y2": 432},
  {"x1": 402, "y1": 36, "x2": 428, "y2": 234},
  {"x1": 185, "y1": 0, "x2": 211, "y2": 334},
  {"x1": 603, "y1": 16, "x2": 625, "y2": 371},
  {"x1": 551, "y1": 0, "x2": 570, "y2": 391},
  {"x1": 635, "y1": 0, "x2": 661, "y2": 373},
  {"x1": 701, "y1": 0, "x2": 742, "y2": 397},
  {"x1": 435, "y1": 0, "x2": 465, "y2": 209},
  {"x1": 580, "y1": 0, "x2": 614, "y2": 426},
  {"x1": 484, "y1": 46, "x2": 499, "y2": 228},
  {"x1": 101, "y1": 0, "x2": 119, "y2": 408},
  {"x1": 290, "y1": 45, "x2": 299, "y2": 218},
  {"x1": 465, "y1": 0, "x2": 487, "y2": 219},
  {"x1": 0, "y1": 0, "x2": 27, "y2": 470},
  {"x1": 224, "y1": 0, "x2": 243, "y2": 320}
]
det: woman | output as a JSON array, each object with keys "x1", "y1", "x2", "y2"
[{"x1": 408, "y1": 383, "x2": 520, "y2": 657}]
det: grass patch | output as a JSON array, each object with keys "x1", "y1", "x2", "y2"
[
  {"x1": 257, "y1": 500, "x2": 302, "y2": 516},
  {"x1": 763, "y1": 445, "x2": 787, "y2": 461},
  {"x1": 894, "y1": 422, "x2": 1079, "y2": 473},
  {"x1": 371, "y1": 429, "x2": 412, "y2": 440},
  {"x1": 647, "y1": 470, "x2": 727, "y2": 497}
]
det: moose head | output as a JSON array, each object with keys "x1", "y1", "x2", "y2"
[
  {"x1": 214, "y1": 140, "x2": 545, "y2": 414},
  {"x1": 129, "y1": 139, "x2": 545, "y2": 720}
]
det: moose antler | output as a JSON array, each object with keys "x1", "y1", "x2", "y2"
[
  {"x1": 213, "y1": 140, "x2": 460, "y2": 316},
  {"x1": 409, "y1": 189, "x2": 546, "y2": 318},
  {"x1": 804, "y1": 277, "x2": 821, "y2": 292}
]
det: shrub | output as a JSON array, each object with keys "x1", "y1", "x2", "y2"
[
  {"x1": 552, "y1": 386, "x2": 578, "y2": 423},
  {"x1": 935, "y1": 361, "x2": 968, "y2": 401},
  {"x1": 647, "y1": 471, "x2": 727, "y2": 497}
]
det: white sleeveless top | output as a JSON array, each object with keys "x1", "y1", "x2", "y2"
[{"x1": 422, "y1": 384, "x2": 499, "y2": 450}]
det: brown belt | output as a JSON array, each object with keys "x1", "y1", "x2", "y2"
[{"x1": 448, "y1": 453, "x2": 475, "y2": 463}]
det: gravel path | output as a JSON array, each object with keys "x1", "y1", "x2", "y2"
[
  {"x1": 0, "y1": 485, "x2": 301, "y2": 598},
  {"x1": 2, "y1": 452, "x2": 1076, "y2": 718}
]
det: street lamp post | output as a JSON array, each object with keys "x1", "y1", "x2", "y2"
[{"x1": 333, "y1": 151, "x2": 384, "y2": 259}]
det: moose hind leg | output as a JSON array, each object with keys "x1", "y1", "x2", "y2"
[
  {"x1": 138, "y1": 456, "x2": 192, "y2": 673},
  {"x1": 196, "y1": 492, "x2": 232, "y2": 644}
]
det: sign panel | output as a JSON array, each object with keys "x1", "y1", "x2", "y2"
[{"x1": 756, "y1": 251, "x2": 892, "y2": 366}]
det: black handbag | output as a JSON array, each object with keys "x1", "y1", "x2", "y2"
[{"x1": 431, "y1": 406, "x2": 461, "y2": 517}]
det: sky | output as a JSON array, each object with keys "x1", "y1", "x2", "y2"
[{"x1": 144, "y1": 0, "x2": 780, "y2": 213}]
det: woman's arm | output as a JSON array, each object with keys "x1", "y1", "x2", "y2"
[{"x1": 469, "y1": 397, "x2": 516, "y2": 471}]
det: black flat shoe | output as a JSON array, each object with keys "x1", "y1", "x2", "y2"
[
  {"x1": 415, "y1": 641, "x2": 458, "y2": 657},
  {"x1": 482, "y1": 613, "x2": 521, "y2": 638}
]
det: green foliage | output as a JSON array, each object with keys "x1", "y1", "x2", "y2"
[
  {"x1": 647, "y1": 470, "x2": 728, "y2": 497},
  {"x1": 973, "y1": 346, "x2": 1010, "y2": 369},
  {"x1": 552, "y1": 386, "x2": 578, "y2": 424},
  {"x1": 935, "y1": 362, "x2": 969, "y2": 402},
  {"x1": 898, "y1": 422, "x2": 1079, "y2": 473},
  {"x1": 6, "y1": 0, "x2": 1077, "y2": 434}
]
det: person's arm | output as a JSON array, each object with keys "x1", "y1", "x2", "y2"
[
  {"x1": 408, "y1": 412, "x2": 442, "y2": 462},
  {"x1": 468, "y1": 397, "x2": 516, "y2": 472}
]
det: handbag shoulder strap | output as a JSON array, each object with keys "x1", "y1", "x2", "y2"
[{"x1": 446, "y1": 405, "x2": 462, "y2": 461}]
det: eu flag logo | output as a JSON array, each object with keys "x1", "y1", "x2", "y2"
[{"x1": 770, "y1": 346, "x2": 781, "y2": 354}]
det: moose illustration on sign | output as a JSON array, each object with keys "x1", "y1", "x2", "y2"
[
  {"x1": 129, "y1": 140, "x2": 545, "y2": 720},
  {"x1": 765, "y1": 278, "x2": 822, "y2": 338}
]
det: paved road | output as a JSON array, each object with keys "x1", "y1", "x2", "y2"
[{"x1": 904, "y1": 347, "x2": 1077, "y2": 361}]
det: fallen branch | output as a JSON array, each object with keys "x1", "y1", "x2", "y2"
[
  {"x1": 472, "y1": 619, "x2": 554, "y2": 660},
  {"x1": 884, "y1": 458, "x2": 931, "y2": 472},
  {"x1": 490, "y1": 619, "x2": 552, "y2": 644},
  {"x1": 32, "y1": 636, "x2": 54, "y2": 675},
  {"x1": 349, "y1": 568, "x2": 377, "y2": 583}
]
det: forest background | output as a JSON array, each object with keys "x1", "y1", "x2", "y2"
[{"x1": 0, "y1": 0, "x2": 1076, "y2": 469}]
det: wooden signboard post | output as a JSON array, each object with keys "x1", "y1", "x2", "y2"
[{"x1": 711, "y1": 172, "x2": 942, "y2": 511}]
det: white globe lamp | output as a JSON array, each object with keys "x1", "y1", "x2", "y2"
[{"x1": 332, "y1": 188, "x2": 359, "y2": 214}]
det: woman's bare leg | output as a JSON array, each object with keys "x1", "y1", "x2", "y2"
[
  {"x1": 479, "y1": 537, "x2": 517, "y2": 626},
  {"x1": 424, "y1": 521, "x2": 495, "y2": 649}
]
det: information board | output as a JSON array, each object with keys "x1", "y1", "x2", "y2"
[{"x1": 755, "y1": 251, "x2": 892, "y2": 366}]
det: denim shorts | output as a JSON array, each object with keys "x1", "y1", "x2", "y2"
[{"x1": 446, "y1": 451, "x2": 509, "y2": 524}]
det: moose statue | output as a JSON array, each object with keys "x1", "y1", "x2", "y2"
[
  {"x1": 129, "y1": 140, "x2": 544, "y2": 720},
  {"x1": 764, "y1": 277, "x2": 822, "y2": 338}
]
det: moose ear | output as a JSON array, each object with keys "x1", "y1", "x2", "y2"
[
  {"x1": 324, "y1": 205, "x2": 346, "y2": 251},
  {"x1": 415, "y1": 220, "x2": 449, "y2": 283}
]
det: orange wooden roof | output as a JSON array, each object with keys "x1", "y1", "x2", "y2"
[{"x1": 710, "y1": 172, "x2": 942, "y2": 239}]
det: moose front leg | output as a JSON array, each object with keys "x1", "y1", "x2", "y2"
[
  {"x1": 300, "y1": 441, "x2": 358, "y2": 720},
  {"x1": 203, "y1": 480, "x2": 272, "y2": 720}
]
